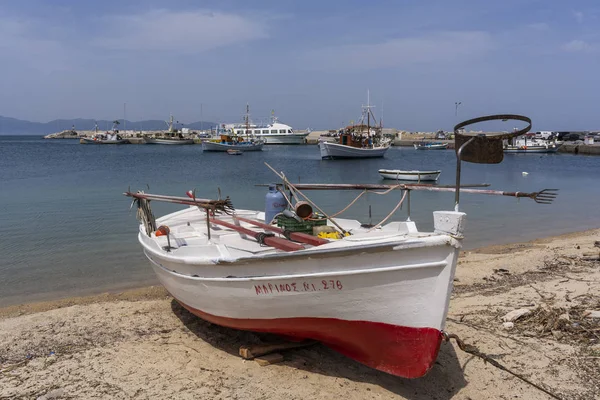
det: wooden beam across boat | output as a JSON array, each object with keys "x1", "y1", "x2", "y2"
[
  {"x1": 210, "y1": 218, "x2": 305, "y2": 252},
  {"x1": 124, "y1": 191, "x2": 234, "y2": 213},
  {"x1": 265, "y1": 184, "x2": 558, "y2": 203},
  {"x1": 256, "y1": 183, "x2": 490, "y2": 190},
  {"x1": 234, "y1": 216, "x2": 329, "y2": 246}
]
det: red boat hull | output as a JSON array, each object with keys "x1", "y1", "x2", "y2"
[{"x1": 177, "y1": 299, "x2": 443, "y2": 378}]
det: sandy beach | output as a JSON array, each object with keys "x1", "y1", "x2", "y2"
[{"x1": 1, "y1": 229, "x2": 599, "y2": 400}]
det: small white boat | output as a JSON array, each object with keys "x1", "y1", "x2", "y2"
[
  {"x1": 414, "y1": 142, "x2": 449, "y2": 150},
  {"x1": 379, "y1": 169, "x2": 441, "y2": 181}
]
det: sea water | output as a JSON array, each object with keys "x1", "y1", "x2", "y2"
[{"x1": 1, "y1": 136, "x2": 598, "y2": 306}]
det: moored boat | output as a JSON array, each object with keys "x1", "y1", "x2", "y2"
[
  {"x1": 503, "y1": 135, "x2": 560, "y2": 153},
  {"x1": 379, "y1": 169, "x2": 441, "y2": 181},
  {"x1": 319, "y1": 92, "x2": 390, "y2": 159},
  {"x1": 145, "y1": 137, "x2": 195, "y2": 145},
  {"x1": 227, "y1": 111, "x2": 309, "y2": 145},
  {"x1": 202, "y1": 105, "x2": 264, "y2": 152},
  {"x1": 414, "y1": 142, "x2": 449, "y2": 150},
  {"x1": 81, "y1": 133, "x2": 129, "y2": 144},
  {"x1": 202, "y1": 137, "x2": 264, "y2": 152},
  {"x1": 145, "y1": 115, "x2": 195, "y2": 145},
  {"x1": 125, "y1": 114, "x2": 558, "y2": 378}
]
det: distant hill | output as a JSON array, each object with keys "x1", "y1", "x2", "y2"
[{"x1": 0, "y1": 116, "x2": 216, "y2": 135}]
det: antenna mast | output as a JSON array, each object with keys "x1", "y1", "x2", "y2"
[
  {"x1": 245, "y1": 103, "x2": 250, "y2": 139},
  {"x1": 362, "y1": 90, "x2": 375, "y2": 138}
]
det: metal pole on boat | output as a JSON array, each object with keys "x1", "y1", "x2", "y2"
[
  {"x1": 406, "y1": 190, "x2": 411, "y2": 221},
  {"x1": 205, "y1": 209, "x2": 211, "y2": 240},
  {"x1": 454, "y1": 136, "x2": 477, "y2": 211}
]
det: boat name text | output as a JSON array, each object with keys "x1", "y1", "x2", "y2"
[{"x1": 254, "y1": 280, "x2": 343, "y2": 295}]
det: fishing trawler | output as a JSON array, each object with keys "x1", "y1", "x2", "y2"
[
  {"x1": 81, "y1": 122, "x2": 129, "y2": 144},
  {"x1": 144, "y1": 115, "x2": 195, "y2": 145},
  {"x1": 319, "y1": 93, "x2": 390, "y2": 159},
  {"x1": 126, "y1": 114, "x2": 557, "y2": 379},
  {"x1": 201, "y1": 105, "x2": 264, "y2": 152}
]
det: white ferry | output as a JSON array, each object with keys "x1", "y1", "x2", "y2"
[{"x1": 226, "y1": 113, "x2": 309, "y2": 145}]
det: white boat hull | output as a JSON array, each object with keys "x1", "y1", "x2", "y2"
[
  {"x1": 201, "y1": 141, "x2": 264, "y2": 152},
  {"x1": 319, "y1": 141, "x2": 389, "y2": 159},
  {"x1": 414, "y1": 143, "x2": 449, "y2": 150},
  {"x1": 135, "y1": 207, "x2": 465, "y2": 378},
  {"x1": 255, "y1": 133, "x2": 309, "y2": 145},
  {"x1": 81, "y1": 138, "x2": 129, "y2": 144},
  {"x1": 379, "y1": 169, "x2": 441, "y2": 181},
  {"x1": 145, "y1": 138, "x2": 195, "y2": 145},
  {"x1": 504, "y1": 145, "x2": 560, "y2": 153}
]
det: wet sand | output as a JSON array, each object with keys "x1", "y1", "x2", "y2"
[{"x1": 1, "y1": 229, "x2": 599, "y2": 399}]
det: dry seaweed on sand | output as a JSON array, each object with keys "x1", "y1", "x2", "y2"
[{"x1": 512, "y1": 300, "x2": 600, "y2": 345}]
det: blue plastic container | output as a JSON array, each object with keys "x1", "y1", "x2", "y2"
[{"x1": 265, "y1": 184, "x2": 287, "y2": 224}]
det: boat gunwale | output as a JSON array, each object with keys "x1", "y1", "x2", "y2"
[
  {"x1": 139, "y1": 228, "x2": 457, "y2": 265},
  {"x1": 145, "y1": 249, "x2": 449, "y2": 282},
  {"x1": 378, "y1": 169, "x2": 441, "y2": 175}
]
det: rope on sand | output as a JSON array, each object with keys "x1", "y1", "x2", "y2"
[{"x1": 443, "y1": 332, "x2": 564, "y2": 400}]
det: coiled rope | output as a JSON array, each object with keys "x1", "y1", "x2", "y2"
[{"x1": 134, "y1": 191, "x2": 156, "y2": 236}]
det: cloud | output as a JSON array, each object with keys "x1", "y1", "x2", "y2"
[
  {"x1": 526, "y1": 22, "x2": 550, "y2": 31},
  {"x1": 93, "y1": 9, "x2": 267, "y2": 53},
  {"x1": 301, "y1": 31, "x2": 492, "y2": 71},
  {"x1": 561, "y1": 39, "x2": 594, "y2": 53},
  {"x1": 573, "y1": 11, "x2": 584, "y2": 23},
  {"x1": 0, "y1": 16, "x2": 71, "y2": 71}
]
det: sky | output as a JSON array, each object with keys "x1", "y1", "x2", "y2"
[{"x1": 0, "y1": 0, "x2": 599, "y2": 131}]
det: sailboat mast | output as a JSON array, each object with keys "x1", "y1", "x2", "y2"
[
  {"x1": 245, "y1": 103, "x2": 250, "y2": 139},
  {"x1": 366, "y1": 90, "x2": 370, "y2": 138}
]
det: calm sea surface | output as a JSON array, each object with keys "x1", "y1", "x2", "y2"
[{"x1": 1, "y1": 135, "x2": 599, "y2": 306}]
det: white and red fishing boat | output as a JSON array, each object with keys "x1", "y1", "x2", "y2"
[
  {"x1": 126, "y1": 115, "x2": 557, "y2": 379},
  {"x1": 319, "y1": 91, "x2": 390, "y2": 159}
]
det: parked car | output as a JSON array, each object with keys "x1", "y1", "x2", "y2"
[
  {"x1": 563, "y1": 133, "x2": 583, "y2": 142},
  {"x1": 535, "y1": 131, "x2": 556, "y2": 140}
]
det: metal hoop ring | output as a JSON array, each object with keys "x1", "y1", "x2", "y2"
[{"x1": 454, "y1": 114, "x2": 532, "y2": 138}]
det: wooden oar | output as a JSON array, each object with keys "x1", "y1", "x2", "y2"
[
  {"x1": 209, "y1": 218, "x2": 304, "y2": 252},
  {"x1": 234, "y1": 216, "x2": 329, "y2": 246}
]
